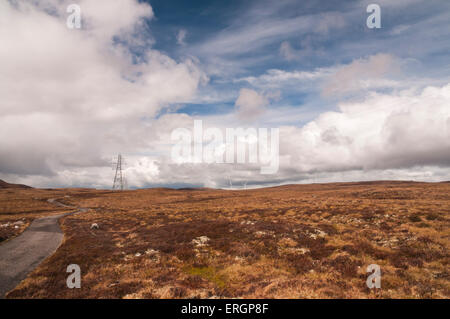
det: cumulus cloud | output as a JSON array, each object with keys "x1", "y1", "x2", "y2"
[
  {"x1": 149, "y1": 83, "x2": 449, "y2": 188},
  {"x1": 0, "y1": 0, "x2": 206, "y2": 182},
  {"x1": 4, "y1": 82, "x2": 450, "y2": 188},
  {"x1": 115, "y1": 83, "x2": 450, "y2": 189},
  {"x1": 283, "y1": 83, "x2": 450, "y2": 174},
  {"x1": 1, "y1": 1, "x2": 449, "y2": 189}
]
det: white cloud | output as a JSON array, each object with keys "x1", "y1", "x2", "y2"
[
  {"x1": 236, "y1": 68, "x2": 331, "y2": 89},
  {"x1": 322, "y1": 53, "x2": 400, "y2": 96},
  {"x1": 133, "y1": 83, "x2": 450, "y2": 188},
  {"x1": 282, "y1": 83, "x2": 450, "y2": 174},
  {"x1": 234, "y1": 89, "x2": 269, "y2": 121},
  {"x1": 0, "y1": 0, "x2": 206, "y2": 181},
  {"x1": 115, "y1": 83, "x2": 450, "y2": 189},
  {"x1": 192, "y1": 11, "x2": 347, "y2": 58},
  {"x1": 1, "y1": 1, "x2": 449, "y2": 189}
]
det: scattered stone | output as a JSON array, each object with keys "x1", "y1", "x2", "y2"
[
  {"x1": 254, "y1": 231, "x2": 266, "y2": 238},
  {"x1": 254, "y1": 230, "x2": 275, "y2": 238},
  {"x1": 240, "y1": 220, "x2": 255, "y2": 225},
  {"x1": 315, "y1": 229, "x2": 327, "y2": 238},
  {"x1": 192, "y1": 236, "x2": 211, "y2": 258},
  {"x1": 135, "y1": 252, "x2": 142, "y2": 257},
  {"x1": 90, "y1": 223, "x2": 99, "y2": 230},
  {"x1": 0, "y1": 221, "x2": 25, "y2": 228},
  {"x1": 192, "y1": 236, "x2": 210, "y2": 247}
]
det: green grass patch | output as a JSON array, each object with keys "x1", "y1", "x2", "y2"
[{"x1": 184, "y1": 266, "x2": 226, "y2": 288}]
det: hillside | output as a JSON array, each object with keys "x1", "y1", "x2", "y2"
[{"x1": 0, "y1": 179, "x2": 32, "y2": 189}]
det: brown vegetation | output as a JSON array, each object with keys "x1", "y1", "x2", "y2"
[{"x1": 1, "y1": 181, "x2": 449, "y2": 298}]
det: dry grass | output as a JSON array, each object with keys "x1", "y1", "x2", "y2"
[
  {"x1": 0, "y1": 188, "x2": 107, "y2": 242},
  {"x1": 2, "y1": 181, "x2": 449, "y2": 298}
]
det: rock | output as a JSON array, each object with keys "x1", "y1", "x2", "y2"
[
  {"x1": 315, "y1": 229, "x2": 327, "y2": 238},
  {"x1": 135, "y1": 252, "x2": 142, "y2": 257},
  {"x1": 307, "y1": 229, "x2": 327, "y2": 239},
  {"x1": 192, "y1": 236, "x2": 210, "y2": 247},
  {"x1": 90, "y1": 223, "x2": 99, "y2": 230}
]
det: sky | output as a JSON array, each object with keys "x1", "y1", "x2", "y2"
[{"x1": 1, "y1": 0, "x2": 449, "y2": 189}]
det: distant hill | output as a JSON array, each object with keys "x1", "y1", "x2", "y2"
[{"x1": 0, "y1": 179, "x2": 32, "y2": 189}]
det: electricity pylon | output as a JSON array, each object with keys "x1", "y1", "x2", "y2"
[{"x1": 112, "y1": 154, "x2": 126, "y2": 190}]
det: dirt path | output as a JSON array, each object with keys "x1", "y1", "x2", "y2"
[{"x1": 0, "y1": 200, "x2": 86, "y2": 298}]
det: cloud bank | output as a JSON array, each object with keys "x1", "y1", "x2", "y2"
[
  {"x1": 0, "y1": 0, "x2": 205, "y2": 185},
  {"x1": 1, "y1": 0, "x2": 449, "y2": 189}
]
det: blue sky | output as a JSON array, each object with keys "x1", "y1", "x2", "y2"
[
  {"x1": 141, "y1": 0, "x2": 450, "y2": 122},
  {"x1": 1, "y1": 0, "x2": 449, "y2": 188}
]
